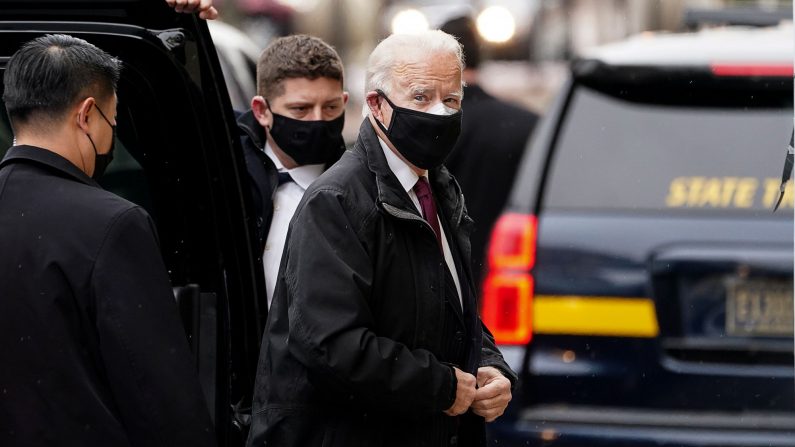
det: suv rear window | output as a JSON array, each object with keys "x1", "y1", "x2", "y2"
[{"x1": 543, "y1": 81, "x2": 793, "y2": 214}]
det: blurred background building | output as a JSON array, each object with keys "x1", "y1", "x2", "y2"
[{"x1": 208, "y1": 0, "x2": 792, "y2": 138}]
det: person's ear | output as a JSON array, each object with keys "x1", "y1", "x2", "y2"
[
  {"x1": 75, "y1": 97, "x2": 95, "y2": 133},
  {"x1": 365, "y1": 91, "x2": 385, "y2": 123},
  {"x1": 251, "y1": 96, "x2": 273, "y2": 130},
  {"x1": 342, "y1": 91, "x2": 350, "y2": 106}
]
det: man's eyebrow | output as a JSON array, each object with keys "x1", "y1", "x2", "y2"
[
  {"x1": 409, "y1": 86, "x2": 430, "y2": 95},
  {"x1": 282, "y1": 101, "x2": 312, "y2": 107}
]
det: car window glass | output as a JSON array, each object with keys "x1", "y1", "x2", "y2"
[{"x1": 544, "y1": 85, "x2": 794, "y2": 214}]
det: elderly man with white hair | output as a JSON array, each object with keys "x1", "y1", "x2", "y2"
[{"x1": 246, "y1": 30, "x2": 516, "y2": 447}]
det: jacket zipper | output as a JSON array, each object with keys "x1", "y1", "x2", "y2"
[{"x1": 381, "y1": 202, "x2": 439, "y2": 238}]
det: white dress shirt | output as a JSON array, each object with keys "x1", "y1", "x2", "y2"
[
  {"x1": 263, "y1": 142, "x2": 324, "y2": 307},
  {"x1": 378, "y1": 138, "x2": 463, "y2": 307}
]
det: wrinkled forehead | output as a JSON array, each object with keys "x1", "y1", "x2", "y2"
[{"x1": 389, "y1": 51, "x2": 463, "y2": 92}]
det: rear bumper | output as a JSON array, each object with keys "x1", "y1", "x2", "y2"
[{"x1": 488, "y1": 405, "x2": 795, "y2": 447}]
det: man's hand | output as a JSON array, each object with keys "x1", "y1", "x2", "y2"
[
  {"x1": 470, "y1": 366, "x2": 512, "y2": 422},
  {"x1": 444, "y1": 367, "x2": 477, "y2": 416},
  {"x1": 165, "y1": 0, "x2": 219, "y2": 20}
]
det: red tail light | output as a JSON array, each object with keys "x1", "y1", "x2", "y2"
[
  {"x1": 481, "y1": 213, "x2": 537, "y2": 345},
  {"x1": 711, "y1": 63, "x2": 793, "y2": 77}
]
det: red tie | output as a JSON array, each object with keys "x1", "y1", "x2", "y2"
[{"x1": 413, "y1": 177, "x2": 443, "y2": 249}]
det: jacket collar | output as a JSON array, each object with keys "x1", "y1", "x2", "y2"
[
  {"x1": 355, "y1": 118, "x2": 419, "y2": 215},
  {"x1": 237, "y1": 109, "x2": 267, "y2": 151},
  {"x1": 377, "y1": 135, "x2": 421, "y2": 197},
  {"x1": 1, "y1": 145, "x2": 100, "y2": 187},
  {"x1": 354, "y1": 119, "x2": 468, "y2": 230}
]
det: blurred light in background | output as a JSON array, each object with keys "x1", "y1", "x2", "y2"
[
  {"x1": 391, "y1": 8, "x2": 430, "y2": 35},
  {"x1": 477, "y1": 6, "x2": 516, "y2": 43},
  {"x1": 275, "y1": 0, "x2": 319, "y2": 13},
  {"x1": 477, "y1": 5, "x2": 516, "y2": 43}
]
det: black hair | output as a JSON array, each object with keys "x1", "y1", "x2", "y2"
[
  {"x1": 2, "y1": 34, "x2": 121, "y2": 128},
  {"x1": 441, "y1": 15, "x2": 481, "y2": 70}
]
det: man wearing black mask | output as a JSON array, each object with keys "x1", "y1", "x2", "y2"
[
  {"x1": 0, "y1": 33, "x2": 215, "y2": 447},
  {"x1": 236, "y1": 34, "x2": 347, "y2": 308},
  {"x1": 247, "y1": 30, "x2": 515, "y2": 447}
]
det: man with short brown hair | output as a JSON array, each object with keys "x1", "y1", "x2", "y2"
[{"x1": 236, "y1": 34, "x2": 348, "y2": 308}]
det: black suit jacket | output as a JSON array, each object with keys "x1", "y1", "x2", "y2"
[
  {"x1": 445, "y1": 85, "x2": 539, "y2": 285},
  {"x1": 0, "y1": 146, "x2": 215, "y2": 447},
  {"x1": 236, "y1": 110, "x2": 280, "y2": 252}
]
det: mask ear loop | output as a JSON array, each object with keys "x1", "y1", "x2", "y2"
[
  {"x1": 94, "y1": 104, "x2": 115, "y2": 130},
  {"x1": 375, "y1": 89, "x2": 400, "y2": 109},
  {"x1": 373, "y1": 90, "x2": 394, "y2": 132},
  {"x1": 262, "y1": 98, "x2": 275, "y2": 132},
  {"x1": 81, "y1": 103, "x2": 99, "y2": 174},
  {"x1": 90, "y1": 103, "x2": 116, "y2": 156}
]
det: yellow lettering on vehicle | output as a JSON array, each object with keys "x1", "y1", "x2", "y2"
[
  {"x1": 720, "y1": 177, "x2": 738, "y2": 207},
  {"x1": 762, "y1": 178, "x2": 794, "y2": 208},
  {"x1": 697, "y1": 178, "x2": 722, "y2": 207},
  {"x1": 664, "y1": 176, "x2": 782, "y2": 209},
  {"x1": 665, "y1": 177, "x2": 688, "y2": 207},
  {"x1": 734, "y1": 178, "x2": 758, "y2": 208},
  {"x1": 686, "y1": 176, "x2": 706, "y2": 207}
]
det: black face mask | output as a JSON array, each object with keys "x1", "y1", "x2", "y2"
[
  {"x1": 267, "y1": 103, "x2": 345, "y2": 166},
  {"x1": 374, "y1": 89, "x2": 462, "y2": 170},
  {"x1": 86, "y1": 104, "x2": 116, "y2": 180}
]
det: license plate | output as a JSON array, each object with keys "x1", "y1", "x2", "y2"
[{"x1": 726, "y1": 278, "x2": 793, "y2": 337}]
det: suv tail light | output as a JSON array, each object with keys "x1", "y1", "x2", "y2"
[{"x1": 481, "y1": 213, "x2": 537, "y2": 345}]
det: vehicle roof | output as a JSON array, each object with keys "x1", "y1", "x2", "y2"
[{"x1": 580, "y1": 23, "x2": 794, "y2": 66}]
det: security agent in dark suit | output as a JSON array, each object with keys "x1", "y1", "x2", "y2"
[
  {"x1": 235, "y1": 35, "x2": 348, "y2": 308},
  {"x1": 441, "y1": 16, "x2": 539, "y2": 286},
  {"x1": 0, "y1": 34, "x2": 215, "y2": 447}
]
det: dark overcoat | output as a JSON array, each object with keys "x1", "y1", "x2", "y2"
[
  {"x1": 246, "y1": 121, "x2": 516, "y2": 447},
  {"x1": 0, "y1": 146, "x2": 215, "y2": 447}
]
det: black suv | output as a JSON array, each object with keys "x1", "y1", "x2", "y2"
[
  {"x1": 0, "y1": 2, "x2": 266, "y2": 445},
  {"x1": 482, "y1": 24, "x2": 795, "y2": 446}
]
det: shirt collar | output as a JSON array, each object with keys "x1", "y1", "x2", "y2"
[
  {"x1": 378, "y1": 136, "x2": 427, "y2": 193},
  {"x1": 264, "y1": 141, "x2": 324, "y2": 190}
]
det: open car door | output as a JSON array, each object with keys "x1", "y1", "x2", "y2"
[{"x1": 0, "y1": 1, "x2": 267, "y2": 445}]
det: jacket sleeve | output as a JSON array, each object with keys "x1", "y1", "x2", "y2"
[
  {"x1": 282, "y1": 187, "x2": 456, "y2": 415},
  {"x1": 91, "y1": 207, "x2": 216, "y2": 447},
  {"x1": 479, "y1": 322, "x2": 519, "y2": 387}
]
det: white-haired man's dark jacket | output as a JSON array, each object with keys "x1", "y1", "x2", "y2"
[{"x1": 246, "y1": 120, "x2": 517, "y2": 447}]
